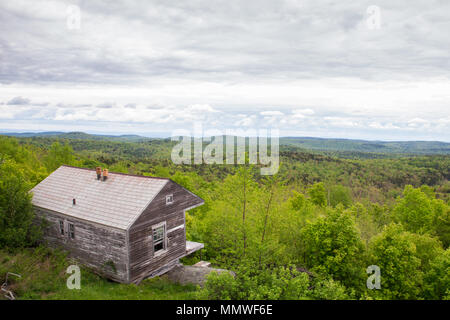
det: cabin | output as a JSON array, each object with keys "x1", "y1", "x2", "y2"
[{"x1": 30, "y1": 165, "x2": 204, "y2": 284}]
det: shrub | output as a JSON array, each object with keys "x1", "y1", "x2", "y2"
[
  {"x1": 0, "y1": 160, "x2": 43, "y2": 249},
  {"x1": 299, "y1": 208, "x2": 366, "y2": 291},
  {"x1": 197, "y1": 265, "x2": 312, "y2": 300}
]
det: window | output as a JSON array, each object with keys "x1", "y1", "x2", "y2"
[
  {"x1": 68, "y1": 223, "x2": 75, "y2": 239},
  {"x1": 152, "y1": 224, "x2": 166, "y2": 254},
  {"x1": 59, "y1": 220, "x2": 64, "y2": 235},
  {"x1": 166, "y1": 194, "x2": 174, "y2": 205}
]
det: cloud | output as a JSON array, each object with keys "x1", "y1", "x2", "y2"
[
  {"x1": 1, "y1": 0, "x2": 450, "y2": 85},
  {"x1": 0, "y1": 1, "x2": 449, "y2": 141},
  {"x1": 7, "y1": 96, "x2": 31, "y2": 105},
  {"x1": 291, "y1": 108, "x2": 315, "y2": 119},
  {"x1": 34, "y1": 102, "x2": 50, "y2": 106},
  {"x1": 260, "y1": 111, "x2": 284, "y2": 116},
  {"x1": 186, "y1": 104, "x2": 219, "y2": 113},
  {"x1": 96, "y1": 102, "x2": 116, "y2": 109},
  {"x1": 292, "y1": 108, "x2": 315, "y2": 116}
]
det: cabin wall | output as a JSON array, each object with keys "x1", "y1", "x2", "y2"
[
  {"x1": 128, "y1": 180, "x2": 203, "y2": 283},
  {"x1": 34, "y1": 207, "x2": 129, "y2": 283}
]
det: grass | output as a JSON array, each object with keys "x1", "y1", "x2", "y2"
[{"x1": 0, "y1": 246, "x2": 199, "y2": 300}]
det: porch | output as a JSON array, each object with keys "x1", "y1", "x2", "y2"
[{"x1": 185, "y1": 240, "x2": 204, "y2": 255}]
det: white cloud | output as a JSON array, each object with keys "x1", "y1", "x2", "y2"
[
  {"x1": 0, "y1": 1, "x2": 449, "y2": 140},
  {"x1": 260, "y1": 111, "x2": 284, "y2": 116},
  {"x1": 186, "y1": 104, "x2": 218, "y2": 113},
  {"x1": 7, "y1": 96, "x2": 31, "y2": 105}
]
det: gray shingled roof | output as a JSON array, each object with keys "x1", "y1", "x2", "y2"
[{"x1": 30, "y1": 166, "x2": 168, "y2": 230}]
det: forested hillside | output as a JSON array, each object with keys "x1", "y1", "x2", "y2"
[
  {"x1": 4, "y1": 131, "x2": 450, "y2": 155},
  {"x1": 281, "y1": 137, "x2": 450, "y2": 155},
  {"x1": 0, "y1": 134, "x2": 449, "y2": 300}
]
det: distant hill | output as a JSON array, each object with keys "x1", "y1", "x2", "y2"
[
  {"x1": 280, "y1": 137, "x2": 450, "y2": 155},
  {"x1": 1, "y1": 131, "x2": 449, "y2": 155},
  {"x1": 1, "y1": 131, "x2": 152, "y2": 142}
]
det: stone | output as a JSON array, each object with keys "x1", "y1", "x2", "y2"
[{"x1": 165, "y1": 264, "x2": 235, "y2": 286}]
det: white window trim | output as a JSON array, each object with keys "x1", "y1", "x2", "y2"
[
  {"x1": 167, "y1": 224, "x2": 184, "y2": 234},
  {"x1": 166, "y1": 194, "x2": 174, "y2": 205},
  {"x1": 152, "y1": 221, "x2": 167, "y2": 256}
]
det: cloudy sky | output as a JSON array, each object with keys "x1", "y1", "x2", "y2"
[{"x1": 0, "y1": 0, "x2": 449, "y2": 140}]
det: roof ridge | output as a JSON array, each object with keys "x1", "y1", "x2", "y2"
[{"x1": 60, "y1": 165, "x2": 170, "y2": 180}]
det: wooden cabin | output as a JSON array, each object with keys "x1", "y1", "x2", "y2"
[{"x1": 30, "y1": 165, "x2": 204, "y2": 284}]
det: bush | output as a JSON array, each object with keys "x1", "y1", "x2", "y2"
[
  {"x1": 393, "y1": 185, "x2": 449, "y2": 246},
  {"x1": 368, "y1": 224, "x2": 423, "y2": 299},
  {"x1": 423, "y1": 249, "x2": 450, "y2": 299},
  {"x1": 197, "y1": 265, "x2": 312, "y2": 300},
  {"x1": 328, "y1": 185, "x2": 352, "y2": 208},
  {"x1": 299, "y1": 207, "x2": 366, "y2": 291},
  {"x1": 197, "y1": 272, "x2": 239, "y2": 300},
  {"x1": 0, "y1": 160, "x2": 43, "y2": 249},
  {"x1": 310, "y1": 277, "x2": 351, "y2": 300},
  {"x1": 308, "y1": 182, "x2": 327, "y2": 207}
]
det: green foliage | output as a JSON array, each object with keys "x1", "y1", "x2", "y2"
[
  {"x1": 432, "y1": 201, "x2": 450, "y2": 249},
  {"x1": 423, "y1": 249, "x2": 450, "y2": 299},
  {"x1": 299, "y1": 208, "x2": 366, "y2": 290},
  {"x1": 393, "y1": 185, "x2": 450, "y2": 247},
  {"x1": 109, "y1": 161, "x2": 130, "y2": 173},
  {"x1": 43, "y1": 142, "x2": 76, "y2": 171},
  {"x1": 393, "y1": 185, "x2": 435, "y2": 233},
  {"x1": 290, "y1": 191, "x2": 306, "y2": 211},
  {"x1": 328, "y1": 185, "x2": 352, "y2": 208},
  {"x1": 308, "y1": 182, "x2": 327, "y2": 207},
  {"x1": 0, "y1": 247, "x2": 198, "y2": 300},
  {"x1": 368, "y1": 224, "x2": 423, "y2": 299},
  {"x1": 0, "y1": 136, "x2": 47, "y2": 185},
  {"x1": 348, "y1": 203, "x2": 384, "y2": 245},
  {"x1": 310, "y1": 277, "x2": 351, "y2": 300},
  {"x1": 198, "y1": 167, "x2": 298, "y2": 268},
  {"x1": 0, "y1": 134, "x2": 449, "y2": 300},
  {"x1": 196, "y1": 272, "x2": 240, "y2": 300},
  {"x1": 0, "y1": 160, "x2": 42, "y2": 248},
  {"x1": 198, "y1": 264, "x2": 354, "y2": 300},
  {"x1": 198, "y1": 265, "x2": 311, "y2": 300}
]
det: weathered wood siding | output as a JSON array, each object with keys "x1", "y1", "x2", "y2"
[
  {"x1": 128, "y1": 180, "x2": 203, "y2": 283},
  {"x1": 35, "y1": 207, "x2": 129, "y2": 283}
]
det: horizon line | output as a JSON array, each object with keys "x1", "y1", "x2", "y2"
[{"x1": 1, "y1": 130, "x2": 449, "y2": 144}]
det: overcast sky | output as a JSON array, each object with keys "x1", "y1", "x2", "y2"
[{"x1": 0, "y1": 0, "x2": 449, "y2": 140}]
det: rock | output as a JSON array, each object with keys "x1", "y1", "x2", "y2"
[
  {"x1": 165, "y1": 264, "x2": 235, "y2": 287},
  {"x1": 192, "y1": 261, "x2": 211, "y2": 268}
]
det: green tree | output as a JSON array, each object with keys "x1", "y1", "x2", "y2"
[
  {"x1": 393, "y1": 185, "x2": 450, "y2": 247},
  {"x1": 0, "y1": 160, "x2": 42, "y2": 248},
  {"x1": 197, "y1": 265, "x2": 311, "y2": 300},
  {"x1": 368, "y1": 224, "x2": 423, "y2": 299},
  {"x1": 290, "y1": 191, "x2": 306, "y2": 211},
  {"x1": 432, "y1": 200, "x2": 450, "y2": 248},
  {"x1": 310, "y1": 277, "x2": 350, "y2": 300},
  {"x1": 328, "y1": 185, "x2": 352, "y2": 208},
  {"x1": 300, "y1": 207, "x2": 365, "y2": 290},
  {"x1": 44, "y1": 142, "x2": 76, "y2": 171},
  {"x1": 423, "y1": 249, "x2": 450, "y2": 299},
  {"x1": 308, "y1": 182, "x2": 327, "y2": 207},
  {"x1": 0, "y1": 136, "x2": 47, "y2": 185}
]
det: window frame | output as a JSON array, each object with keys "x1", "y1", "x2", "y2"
[
  {"x1": 59, "y1": 220, "x2": 65, "y2": 236},
  {"x1": 68, "y1": 223, "x2": 75, "y2": 240},
  {"x1": 152, "y1": 222, "x2": 167, "y2": 256},
  {"x1": 165, "y1": 194, "x2": 174, "y2": 205}
]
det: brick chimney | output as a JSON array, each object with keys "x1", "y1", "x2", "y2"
[
  {"x1": 96, "y1": 167, "x2": 102, "y2": 180},
  {"x1": 103, "y1": 168, "x2": 108, "y2": 181}
]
